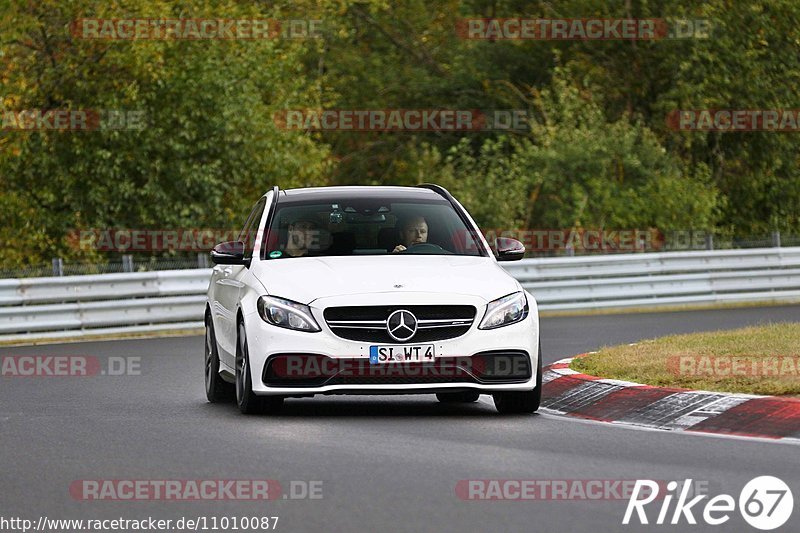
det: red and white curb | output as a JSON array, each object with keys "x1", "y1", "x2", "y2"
[{"x1": 541, "y1": 356, "x2": 800, "y2": 443}]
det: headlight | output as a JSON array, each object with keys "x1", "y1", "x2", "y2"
[
  {"x1": 257, "y1": 296, "x2": 321, "y2": 332},
  {"x1": 479, "y1": 292, "x2": 528, "y2": 330}
]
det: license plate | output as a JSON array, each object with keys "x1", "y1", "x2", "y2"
[{"x1": 369, "y1": 344, "x2": 435, "y2": 364}]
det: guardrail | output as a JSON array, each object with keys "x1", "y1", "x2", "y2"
[
  {"x1": 2, "y1": 247, "x2": 800, "y2": 342},
  {"x1": 505, "y1": 247, "x2": 800, "y2": 311},
  {"x1": 0, "y1": 270, "x2": 211, "y2": 341}
]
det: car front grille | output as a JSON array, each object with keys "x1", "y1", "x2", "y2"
[{"x1": 323, "y1": 305, "x2": 476, "y2": 343}]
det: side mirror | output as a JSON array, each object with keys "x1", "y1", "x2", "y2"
[
  {"x1": 495, "y1": 237, "x2": 525, "y2": 261},
  {"x1": 211, "y1": 240, "x2": 247, "y2": 265}
]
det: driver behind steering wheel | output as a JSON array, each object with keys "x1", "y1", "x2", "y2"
[{"x1": 392, "y1": 216, "x2": 428, "y2": 253}]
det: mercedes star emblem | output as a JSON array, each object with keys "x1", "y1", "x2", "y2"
[{"x1": 386, "y1": 309, "x2": 418, "y2": 342}]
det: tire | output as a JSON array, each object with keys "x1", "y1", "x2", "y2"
[
  {"x1": 436, "y1": 391, "x2": 480, "y2": 403},
  {"x1": 205, "y1": 316, "x2": 235, "y2": 403},
  {"x1": 492, "y1": 341, "x2": 542, "y2": 414},
  {"x1": 236, "y1": 320, "x2": 284, "y2": 415}
]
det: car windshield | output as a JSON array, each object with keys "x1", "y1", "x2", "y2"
[{"x1": 260, "y1": 194, "x2": 487, "y2": 259}]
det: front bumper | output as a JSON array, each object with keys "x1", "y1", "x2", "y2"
[{"x1": 243, "y1": 292, "x2": 539, "y2": 396}]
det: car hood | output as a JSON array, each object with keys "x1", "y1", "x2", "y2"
[{"x1": 250, "y1": 255, "x2": 520, "y2": 304}]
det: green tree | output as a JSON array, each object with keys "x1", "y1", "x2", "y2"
[{"x1": 0, "y1": 0, "x2": 330, "y2": 266}]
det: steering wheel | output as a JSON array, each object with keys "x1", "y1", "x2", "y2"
[{"x1": 399, "y1": 242, "x2": 450, "y2": 254}]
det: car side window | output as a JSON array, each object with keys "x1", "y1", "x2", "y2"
[
  {"x1": 237, "y1": 204, "x2": 257, "y2": 243},
  {"x1": 239, "y1": 198, "x2": 267, "y2": 261}
]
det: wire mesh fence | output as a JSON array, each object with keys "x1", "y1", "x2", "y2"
[{"x1": 0, "y1": 255, "x2": 209, "y2": 279}]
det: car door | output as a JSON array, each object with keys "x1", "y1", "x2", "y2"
[{"x1": 213, "y1": 198, "x2": 267, "y2": 364}]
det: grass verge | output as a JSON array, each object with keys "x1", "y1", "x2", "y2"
[{"x1": 570, "y1": 322, "x2": 800, "y2": 396}]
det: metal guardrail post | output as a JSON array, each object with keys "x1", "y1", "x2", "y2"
[
  {"x1": 52, "y1": 258, "x2": 63, "y2": 277},
  {"x1": 197, "y1": 253, "x2": 210, "y2": 268},
  {"x1": 122, "y1": 255, "x2": 134, "y2": 272},
  {"x1": 772, "y1": 231, "x2": 781, "y2": 248},
  {"x1": 705, "y1": 234, "x2": 714, "y2": 250}
]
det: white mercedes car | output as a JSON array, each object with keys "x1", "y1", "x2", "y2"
[{"x1": 204, "y1": 185, "x2": 541, "y2": 414}]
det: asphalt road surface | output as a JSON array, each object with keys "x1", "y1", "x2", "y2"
[{"x1": 2, "y1": 305, "x2": 800, "y2": 532}]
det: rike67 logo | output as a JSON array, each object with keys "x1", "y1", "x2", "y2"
[{"x1": 623, "y1": 476, "x2": 793, "y2": 530}]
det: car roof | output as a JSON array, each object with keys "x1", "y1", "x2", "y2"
[{"x1": 273, "y1": 185, "x2": 442, "y2": 203}]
